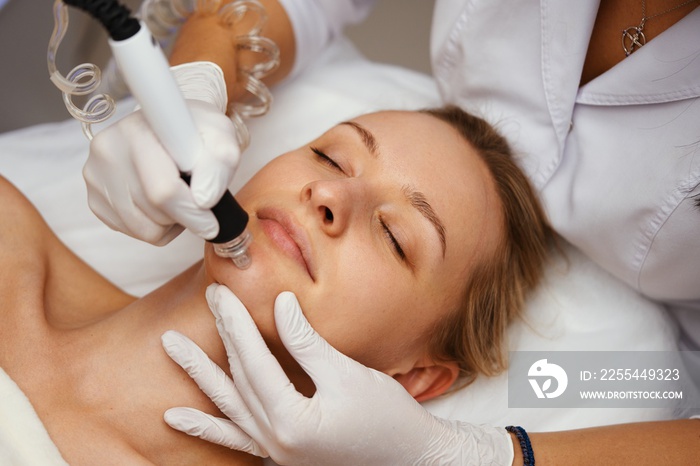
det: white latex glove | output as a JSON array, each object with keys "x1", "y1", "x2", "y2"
[
  {"x1": 83, "y1": 62, "x2": 240, "y2": 245},
  {"x1": 161, "y1": 284, "x2": 515, "y2": 465}
]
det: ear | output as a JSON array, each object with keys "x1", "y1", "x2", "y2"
[{"x1": 393, "y1": 360, "x2": 460, "y2": 403}]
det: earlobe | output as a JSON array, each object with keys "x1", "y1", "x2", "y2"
[{"x1": 393, "y1": 361, "x2": 460, "y2": 402}]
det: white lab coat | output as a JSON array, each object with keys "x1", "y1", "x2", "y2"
[{"x1": 430, "y1": 1, "x2": 700, "y2": 308}]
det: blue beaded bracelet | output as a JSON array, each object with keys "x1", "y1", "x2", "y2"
[{"x1": 506, "y1": 425, "x2": 535, "y2": 465}]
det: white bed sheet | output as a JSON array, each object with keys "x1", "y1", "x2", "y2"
[{"x1": 0, "y1": 36, "x2": 683, "y2": 456}]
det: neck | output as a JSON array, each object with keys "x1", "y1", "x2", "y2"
[
  {"x1": 129, "y1": 259, "x2": 316, "y2": 398},
  {"x1": 128, "y1": 261, "x2": 230, "y2": 370}
]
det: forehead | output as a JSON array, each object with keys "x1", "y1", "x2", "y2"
[
  {"x1": 347, "y1": 111, "x2": 481, "y2": 179},
  {"x1": 348, "y1": 110, "x2": 503, "y2": 278}
]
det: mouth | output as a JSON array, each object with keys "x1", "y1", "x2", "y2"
[{"x1": 256, "y1": 207, "x2": 316, "y2": 281}]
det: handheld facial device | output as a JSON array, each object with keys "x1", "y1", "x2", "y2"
[{"x1": 57, "y1": 0, "x2": 252, "y2": 269}]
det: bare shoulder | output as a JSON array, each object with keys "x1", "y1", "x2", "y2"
[
  {"x1": 0, "y1": 176, "x2": 50, "y2": 249},
  {"x1": 0, "y1": 175, "x2": 133, "y2": 327},
  {"x1": 0, "y1": 176, "x2": 56, "y2": 281}
]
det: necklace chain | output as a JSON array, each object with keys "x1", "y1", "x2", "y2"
[
  {"x1": 622, "y1": 0, "x2": 698, "y2": 56},
  {"x1": 643, "y1": 0, "x2": 698, "y2": 21}
]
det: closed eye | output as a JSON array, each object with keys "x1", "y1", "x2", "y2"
[
  {"x1": 311, "y1": 147, "x2": 343, "y2": 172},
  {"x1": 379, "y1": 217, "x2": 406, "y2": 261}
]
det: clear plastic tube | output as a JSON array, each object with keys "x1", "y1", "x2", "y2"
[
  {"x1": 49, "y1": 0, "x2": 279, "y2": 141},
  {"x1": 136, "y1": 0, "x2": 279, "y2": 145},
  {"x1": 48, "y1": 0, "x2": 116, "y2": 139},
  {"x1": 218, "y1": 0, "x2": 266, "y2": 36}
]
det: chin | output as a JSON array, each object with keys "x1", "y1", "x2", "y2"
[
  {"x1": 203, "y1": 242, "x2": 286, "y2": 346},
  {"x1": 203, "y1": 242, "x2": 316, "y2": 393}
]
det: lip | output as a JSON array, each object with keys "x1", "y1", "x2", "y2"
[{"x1": 256, "y1": 207, "x2": 316, "y2": 281}]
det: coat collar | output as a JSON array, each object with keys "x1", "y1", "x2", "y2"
[
  {"x1": 539, "y1": 0, "x2": 600, "y2": 146},
  {"x1": 577, "y1": 6, "x2": 700, "y2": 105}
]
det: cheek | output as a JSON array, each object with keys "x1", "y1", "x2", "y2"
[
  {"x1": 235, "y1": 155, "x2": 308, "y2": 206},
  {"x1": 300, "y1": 252, "x2": 430, "y2": 371}
]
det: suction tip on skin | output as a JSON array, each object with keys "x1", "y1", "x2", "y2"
[
  {"x1": 231, "y1": 251, "x2": 252, "y2": 269},
  {"x1": 213, "y1": 230, "x2": 253, "y2": 270}
]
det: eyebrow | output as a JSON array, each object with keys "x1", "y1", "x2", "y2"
[
  {"x1": 340, "y1": 120, "x2": 447, "y2": 258},
  {"x1": 403, "y1": 186, "x2": 447, "y2": 258},
  {"x1": 340, "y1": 121, "x2": 379, "y2": 157}
]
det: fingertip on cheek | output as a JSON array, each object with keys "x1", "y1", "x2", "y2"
[{"x1": 275, "y1": 291, "x2": 298, "y2": 313}]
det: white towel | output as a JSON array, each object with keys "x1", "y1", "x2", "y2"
[{"x1": 0, "y1": 368, "x2": 68, "y2": 466}]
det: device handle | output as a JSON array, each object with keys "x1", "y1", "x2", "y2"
[{"x1": 109, "y1": 23, "x2": 248, "y2": 242}]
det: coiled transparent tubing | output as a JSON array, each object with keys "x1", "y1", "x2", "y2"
[{"x1": 48, "y1": 0, "x2": 280, "y2": 148}]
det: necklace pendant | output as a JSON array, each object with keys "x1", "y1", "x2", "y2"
[{"x1": 622, "y1": 22, "x2": 647, "y2": 56}]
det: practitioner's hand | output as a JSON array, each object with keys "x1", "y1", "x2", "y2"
[
  {"x1": 84, "y1": 62, "x2": 240, "y2": 245},
  {"x1": 162, "y1": 284, "x2": 515, "y2": 466}
]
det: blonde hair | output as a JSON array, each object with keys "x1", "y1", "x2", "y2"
[{"x1": 421, "y1": 106, "x2": 554, "y2": 384}]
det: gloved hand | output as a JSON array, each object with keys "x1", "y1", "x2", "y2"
[
  {"x1": 83, "y1": 61, "x2": 241, "y2": 245},
  {"x1": 161, "y1": 284, "x2": 515, "y2": 465}
]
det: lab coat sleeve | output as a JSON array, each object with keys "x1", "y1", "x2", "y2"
[{"x1": 276, "y1": 0, "x2": 377, "y2": 77}]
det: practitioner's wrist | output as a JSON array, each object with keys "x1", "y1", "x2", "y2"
[
  {"x1": 509, "y1": 430, "x2": 524, "y2": 466},
  {"x1": 429, "y1": 419, "x2": 516, "y2": 465},
  {"x1": 170, "y1": 12, "x2": 240, "y2": 100},
  {"x1": 170, "y1": 62, "x2": 228, "y2": 112},
  {"x1": 166, "y1": 0, "x2": 280, "y2": 106},
  {"x1": 506, "y1": 426, "x2": 535, "y2": 466}
]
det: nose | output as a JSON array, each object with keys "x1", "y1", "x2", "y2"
[{"x1": 302, "y1": 179, "x2": 365, "y2": 236}]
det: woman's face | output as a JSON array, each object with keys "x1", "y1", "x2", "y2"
[{"x1": 205, "y1": 110, "x2": 502, "y2": 381}]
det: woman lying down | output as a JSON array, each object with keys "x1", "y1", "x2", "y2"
[{"x1": 0, "y1": 106, "x2": 551, "y2": 465}]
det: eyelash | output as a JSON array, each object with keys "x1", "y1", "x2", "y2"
[
  {"x1": 311, "y1": 146, "x2": 406, "y2": 262},
  {"x1": 379, "y1": 217, "x2": 406, "y2": 261},
  {"x1": 311, "y1": 146, "x2": 343, "y2": 171}
]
